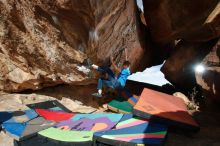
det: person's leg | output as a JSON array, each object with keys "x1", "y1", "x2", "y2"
[
  {"x1": 113, "y1": 80, "x2": 123, "y2": 89},
  {"x1": 97, "y1": 66, "x2": 115, "y2": 79},
  {"x1": 97, "y1": 78, "x2": 103, "y2": 94},
  {"x1": 97, "y1": 78, "x2": 114, "y2": 92},
  {"x1": 94, "y1": 78, "x2": 114, "y2": 97},
  {"x1": 93, "y1": 66, "x2": 115, "y2": 97},
  {"x1": 97, "y1": 78, "x2": 103, "y2": 89},
  {"x1": 102, "y1": 79, "x2": 114, "y2": 89}
]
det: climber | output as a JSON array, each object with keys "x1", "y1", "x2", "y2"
[{"x1": 91, "y1": 57, "x2": 131, "y2": 97}]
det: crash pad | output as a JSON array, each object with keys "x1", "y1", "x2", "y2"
[
  {"x1": 3, "y1": 117, "x2": 55, "y2": 141},
  {"x1": 133, "y1": 88, "x2": 199, "y2": 131},
  {"x1": 107, "y1": 98, "x2": 133, "y2": 114},
  {"x1": 93, "y1": 114, "x2": 168, "y2": 146},
  {"x1": 39, "y1": 114, "x2": 123, "y2": 143},
  {"x1": 1, "y1": 110, "x2": 38, "y2": 124},
  {"x1": 121, "y1": 90, "x2": 139, "y2": 106},
  {"x1": 27, "y1": 100, "x2": 71, "y2": 112},
  {"x1": 39, "y1": 127, "x2": 94, "y2": 143},
  {"x1": 0, "y1": 110, "x2": 38, "y2": 134},
  {"x1": 35, "y1": 109, "x2": 75, "y2": 122},
  {"x1": 107, "y1": 90, "x2": 139, "y2": 114},
  {"x1": 0, "y1": 112, "x2": 13, "y2": 124}
]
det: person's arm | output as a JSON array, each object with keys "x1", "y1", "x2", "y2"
[{"x1": 111, "y1": 57, "x2": 121, "y2": 74}]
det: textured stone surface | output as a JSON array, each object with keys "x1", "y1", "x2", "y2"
[
  {"x1": 0, "y1": 0, "x2": 148, "y2": 92},
  {"x1": 173, "y1": 92, "x2": 190, "y2": 105},
  {"x1": 143, "y1": 0, "x2": 220, "y2": 101},
  {"x1": 143, "y1": 0, "x2": 220, "y2": 44},
  {"x1": 195, "y1": 39, "x2": 220, "y2": 101},
  {"x1": 0, "y1": 93, "x2": 99, "y2": 113},
  {"x1": 0, "y1": 0, "x2": 219, "y2": 100},
  {"x1": 161, "y1": 40, "x2": 217, "y2": 89}
]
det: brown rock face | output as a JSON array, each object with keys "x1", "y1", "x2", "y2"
[
  {"x1": 143, "y1": 0, "x2": 220, "y2": 100},
  {"x1": 143, "y1": 0, "x2": 220, "y2": 44},
  {"x1": 195, "y1": 39, "x2": 220, "y2": 101},
  {"x1": 0, "y1": 0, "x2": 147, "y2": 92},
  {"x1": 161, "y1": 40, "x2": 217, "y2": 89}
]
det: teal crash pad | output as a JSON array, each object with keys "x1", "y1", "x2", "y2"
[{"x1": 107, "y1": 97, "x2": 133, "y2": 114}]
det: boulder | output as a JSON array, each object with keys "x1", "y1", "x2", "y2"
[
  {"x1": 173, "y1": 92, "x2": 190, "y2": 105},
  {"x1": 143, "y1": 0, "x2": 220, "y2": 44},
  {"x1": 143, "y1": 0, "x2": 220, "y2": 101},
  {"x1": 195, "y1": 39, "x2": 220, "y2": 101},
  {"x1": 161, "y1": 39, "x2": 217, "y2": 89},
  {"x1": 0, "y1": 0, "x2": 148, "y2": 92}
]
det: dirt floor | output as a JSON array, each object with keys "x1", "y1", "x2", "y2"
[
  {"x1": 0, "y1": 84, "x2": 220, "y2": 146},
  {"x1": 165, "y1": 104, "x2": 220, "y2": 146}
]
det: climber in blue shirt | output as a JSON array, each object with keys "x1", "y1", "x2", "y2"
[{"x1": 92, "y1": 57, "x2": 131, "y2": 97}]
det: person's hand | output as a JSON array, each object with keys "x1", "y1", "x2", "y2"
[{"x1": 91, "y1": 64, "x2": 98, "y2": 70}]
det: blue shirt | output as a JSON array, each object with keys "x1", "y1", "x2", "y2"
[{"x1": 117, "y1": 68, "x2": 130, "y2": 87}]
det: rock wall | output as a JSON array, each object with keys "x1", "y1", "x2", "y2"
[
  {"x1": 1, "y1": 0, "x2": 219, "y2": 98},
  {"x1": 142, "y1": 0, "x2": 220, "y2": 100},
  {"x1": 195, "y1": 39, "x2": 220, "y2": 101},
  {"x1": 0, "y1": 0, "x2": 149, "y2": 92},
  {"x1": 143, "y1": 0, "x2": 220, "y2": 44},
  {"x1": 0, "y1": 0, "x2": 86, "y2": 92},
  {"x1": 161, "y1": 40, "x2": 217, "y2": 89}
]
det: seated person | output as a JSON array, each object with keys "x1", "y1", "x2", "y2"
[{"x1": 92, "y1": 58, "x2": 131, "y2": 97}]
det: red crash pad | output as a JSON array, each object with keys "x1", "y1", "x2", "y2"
[
  {"x1": 133, "y1": 88, "x2": 199, "y2": 131},
  {"x1": 36, "y1": 109, "x2": 75, "y2": 122}
]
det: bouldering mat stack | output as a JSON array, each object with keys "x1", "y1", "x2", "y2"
[
  {"x1": 27, "y1": 100, "x2": 71, "y2": 112},
  {"x1": 35, "y1": 109, "x2": 76, "y2": 122},
  {"x1": 0, "y1": 110, "x2": 36, "y2": 132},
  {"x1": 1, "y1": 110, "x2": 55, "y2": 141},
  {"x1": 1, "y1": 110, "x2": 38, "y2": 124},
  {"x1": 0, "y1": 112, "x2": 13, "y2": 124},
  {"x1": 107, "y1": 90, "x2": 139, "y2": 114},
  {"x1": 93, "y1": 114, "x2": 168, "y2": 146},
  {"x1": 38, "y1": 114, "x2": 123, "y2": 145},
  {"x1": 0, "y1": 112, "x2": 13, "y2": 130},
  {"x1": 133, "y1": 88, "x2": 199, "y2": 131}
]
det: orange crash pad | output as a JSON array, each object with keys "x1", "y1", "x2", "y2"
[{"x1": 133, "y1": 88, "x2": 199, "y2": 131}]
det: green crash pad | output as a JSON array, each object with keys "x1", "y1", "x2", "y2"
[
  {"x1": 107, "y1": 98, "x2": 133, "y2": 114},
  {"x1": 38, "y1": 114, "x2": 123, "y2": 144},
  {"x1": 38, "y1": 127, "x2": 93, "y2": 142}
]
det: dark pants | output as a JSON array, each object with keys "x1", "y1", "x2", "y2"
[{"x1": 97, "y1": 66, "x2": 122, "y2": 90}]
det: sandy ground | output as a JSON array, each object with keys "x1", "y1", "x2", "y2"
[{"x1": 0, "y1": 85, "x2": 220, "y2": 146}]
